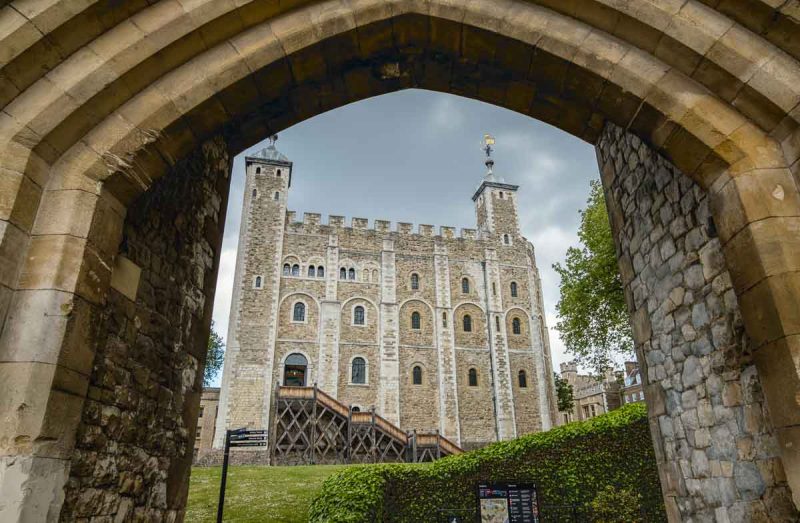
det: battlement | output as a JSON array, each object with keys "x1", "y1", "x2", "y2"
[{"x1": 285, "y1": 211, "x2": 480, "y2": 239}]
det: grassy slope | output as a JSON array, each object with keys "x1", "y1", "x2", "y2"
[{"x1": 187, "y1": 465, "x2": 350, "y2": 522}]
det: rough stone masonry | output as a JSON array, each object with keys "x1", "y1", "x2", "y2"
[{"x1": 599, "y1": 123, "x2": 798, "y2": 522}]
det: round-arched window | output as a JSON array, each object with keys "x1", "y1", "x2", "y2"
[
  {"x1": 461, "y1": 278, "x2": 470, "y2": 294},
  {"x1": 410, "y1": 273, "x2": 419, "y2": 290},
  {"x1": 463, "y1": 314, "x2": 472, "y2": 332},
  {"x1": 512, "y1": 317, "x2": 521, "y2": 335},
  {"x1": 468, "y1": 368, "x2": 478, "y2": 387},
  {"x1": 511, "y1": 281, "x2": 518, "y2": 297},
  {"x1": 411, "y1": 311, "x2": 421, "y2": 330},
  {"x1": 351, "y1": 357, "x2": 366, "y2": 384},
  {"x1": 518, "y1": 370, "x2": 528, "y2": 388},
  {"x1": 354, "y1": 306, "x2": 365, "y2": 325},
  {"x1": 308, "y1": 266, "x2": 316, "y2": 278},
  {"x1": 293, "y1": 302, "x2": 306, "y2": 322},
  {"x1": 412, "y1": 365, "x2": 422, "y2": 385},
  {"x1": 291, "y1": 264, "x2": 300, "y2": 277}
]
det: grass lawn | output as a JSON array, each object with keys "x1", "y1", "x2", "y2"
[{"x1": 186, "y1": 465, "x2": 350, "y2": 522}]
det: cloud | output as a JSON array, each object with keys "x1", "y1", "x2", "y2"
[{"x1": 211, "y1": 246, "x2": 238, "y2": 346}]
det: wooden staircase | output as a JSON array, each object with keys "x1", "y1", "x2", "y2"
[{"x1": 271, "y1": 385, "x2": 463, "y2": 466}]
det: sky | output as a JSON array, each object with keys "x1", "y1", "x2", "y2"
[{"x1": 209, "y1": 89, "x2": 599, "y2": 386}]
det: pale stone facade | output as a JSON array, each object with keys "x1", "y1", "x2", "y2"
[
  {"x1": 215, "y1": 144, "x2": 556, "y2": 449},
  {"x1": 194, "y1": 388, "x2": 220, "y2": 456},
  {"x1": 557, "y1": 362, "x2": 622, "y2": 425}
]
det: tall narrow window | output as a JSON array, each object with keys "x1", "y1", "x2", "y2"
[
  {"x1": 512, "y1": 317, "x2": 521, "y2": 335},
  {"x1": 308, "y1": 266, "x2": 315, "y2": 278},
  {"x1": 463, "y1": 314, "x2": 472, "y2": 332},
  {"x1": 511, "y1": 282, "x2": 518, "y2": 297},
  {"x1": 442, "y1": 312, "x2": 448, "y2": 327},
  {"x1": 317, "y1": 266, "x2": 324, "y2": 278},
  {"x1": 499, "y1": 191, "x2": 504, "y2": 199},
  {"x1": 252, "y1": 188, "x2": 257, "y2": 198},
  {"x1": 293, "y1": 302, "x2": 306, "y2": 322},
  {"x1": 255, "y1": 276, "x2": 262, "y2": 288},
  {"x1": 504, "y1": 234, "x2": 510, "y2": 245},
  {"x1": 277, "y1": 169, "x2": 282, "y2": 177},
  {"x1": 340, "y1": 267, "x2": 347, "y2": 280},
  {"x1": 291, "y1": 264, "x2": 300, "y2": 277},
  {"x1": 410, "y1": 273, "x2": 419, "y2": 290},
  {"x1": 468, "y1": 368, "x2": 478, "y2": 387},
  {"x1": 519, "y1": 370, "x2": 527, "y2": 388},
  {"x1": 274, "y1": 192, "x2": 279, "y2": 201},
  {"x1": 411, "y1": 311, "x2": 421, "y2": 330},
  {"x1": 412, "y1": 366, "x2": 422, "y2": 385},
  {"x1": 461, "y1": 278, "x2": 470, "y2": 294},
  {"x1": 348, "y1": 268, "x2": 356, "y2": 280},
  {"x1": 283, "y1": 264, "x2": 290, "y2": 276},
  {"x1": 256, "y1": 167, "x2": 261, "y2": 174},
  {"x1": 351, "y1": 357, "x2": 366, "y2": 384},
  {"x1": 495, "y1": 316, "x2": 500, "y2": 330},
  {"x1": 354, "y1": 306, "x2": 365, "y2": 325},
  {"x1": 372, "y1": 269, "x2": 378, "y2": 282},
  {"x1": 492, "y1": 282, "x2": 497, "y2": 295}
]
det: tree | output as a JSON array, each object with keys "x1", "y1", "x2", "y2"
[
  {"x1": 553, "y1": 180, "x2": 633, "y2": 373},
  {"x1": 554, "y1": 373, "x2": 574, "y2": 413},
  {"x1": 204, "y1": 321, "x2": 225, "y2": 386}
]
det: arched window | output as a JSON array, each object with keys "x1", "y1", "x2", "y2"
[
  {"x1": 492, "y1": 282, "x2": 497, "y2": 295},
  {"x1": 293, "y1": 302, "x2": 306, "y2": 322},
  {"x1": 468, "y1": 368, "x2": 478, "y2": 387},
  {"x1": 372, "y1": 269, "x2": 378, "y2": 282},
  {"x1": 252, "y1": 188, "x2": 257, "y2": 198},
  {"x1": 504, "y1": 234, "x2": 510, "y2": 245},
  {"x1": 512, "y1": 317, "x2": 521, "y2": 335},
  {"x1": 283, "y1": 264, "x2": 290, "y2": 276},
  {"x1": 255, "y1": 166, "x2": 261, "y2": 174},
  {"x1": 511, "y1": 282, "x2": 518, "y2": 297},
  {"x1": 412, "y1": 366, "x2": 422, "y2": 385},
  {"x1": 317, "y1": 266, "x2": 324, "y2": 278},
  {"x1": 353, "y1": 306, "x2": 365, "y2": 325},
  {"x1": 499, "y1": 191, "x2": 504, "y2": 199},
  {"x1": 442, "y1": 312, "x2": 448, "y2": 327},
  {"x1": 411, "y1": 311, "x2": 421, "y2": 330},
  {"x1": 255, "y1": 276, "x2": 262, "y2": 288},
  {"x1": 340, "y1": 267, "x2": 347, "y2": 280},
  {"x1": 274, "y1": 192, "x2": 279, "y2": 200},
  {"x1": 518, "y1": 370, "x2": 528, "y2": 388},
  {"x1": 351, "y1": 406, "x2": 360, "y2": 412},
  {"x1": 277, "y1": 169, "x2": 282, "y2": 177},
  {"x1": 291, "y1": 264, "x2": 300, "y2": 277},
  {"x1": 348, "y1": 268, "x2": 355, "y2": 280},
  {"x1": 351, "y1": 357, "x2": 366, "y2": 384},
  {"x1": 410, "y1": 273, "x2": 419, "y2": 290},
  {"x1": 284, "y1": 353, "x2": 307, "y2": 386},
  {"x1": 461, "y1": 278, "x2": 470, "y2": 294},
  {"x1": 308, "y1": 266, "x2": 315, "y2": 278},
  {"x1": 463, "y1": 314, "x2": 472, "y2": 332},
  {"x1": 495, "y1": 316, "x2": 500, "y2": 330}
]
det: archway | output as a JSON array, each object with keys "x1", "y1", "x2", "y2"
[
  {"x1": 283, "y1": 353, "x2": 309, "y2": 387},
  {"x1": 0, "y1": 2, "x2": 799, "y2": 522}
]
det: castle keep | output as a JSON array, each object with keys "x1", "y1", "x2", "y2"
[{"x1": 215, "y1": 138, "x2": 557, "y2": 450}]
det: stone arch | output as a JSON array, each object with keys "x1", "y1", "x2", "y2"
[
  {"x1": 453, "y1": 302, "x2": 488, "y2": 349},
  {"x1": 340, "y1": 297, "x2": 379, "y2": 344},
  {"x1": 1, "y1": 1, "x2": 799, "y2": 520},
  {"x1": 277, "y1": 293, "x2": 319, "y2": 340},
  {"x1": 278, "y1": 349, "x2": 315, "y2": 387},
  {"x1": 399, "y1": 299, "x2": 435, "y2": 347},
  {"x1": 504, "y1": 308, "x2": 532, "y2": 350}
]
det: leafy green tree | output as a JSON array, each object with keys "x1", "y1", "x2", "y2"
[
  {"x1": 204, "y1": 321, "x2": 225, "y2": 386},
  {"x1": 553, "y1": 180, "x2": 633, "y2": 373},
  {"x1": 553, "y1": 372, "x2": 575, "y2": 413}
]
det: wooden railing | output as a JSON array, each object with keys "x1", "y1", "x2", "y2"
[{"x1": 274, "y1": 384, "x2": 464, "y2": 463}]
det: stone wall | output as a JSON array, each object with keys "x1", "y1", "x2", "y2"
[
  {"x1": 598, "y1": 123, "x2": 798, "y2": 521},
  {"x1": 60, "y1": 137, "x2": 231, "y2": 521}
]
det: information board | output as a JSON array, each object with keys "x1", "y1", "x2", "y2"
[{"x1": 476, "y1": 482, "x2": 539, "y2": 523}]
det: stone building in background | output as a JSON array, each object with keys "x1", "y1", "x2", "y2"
[
  {"x1": 214, "y1": 137, "x2": 556, "y2": 451},
  {"x1": 194, "y1": 388, "x2": 220, "y2": 456},
  {"x1": 620, "y1": 361, "x2": 644, "y2": 405},
  {"x1": 557, "y1": 361, "x2": 622, "y2": 424}
]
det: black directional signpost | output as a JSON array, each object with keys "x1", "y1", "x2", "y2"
[{"x1": 216, "y1": 428, "x2": 268, "y2": 523}]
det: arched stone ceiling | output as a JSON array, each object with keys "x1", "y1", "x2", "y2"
[{"x1": 0, "y1": 0, "x2": 798, "y2": 213}]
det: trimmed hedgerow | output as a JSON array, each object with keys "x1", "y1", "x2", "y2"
[{"x1": 309, "y1": 403, "x2": 665, "y2": 522}]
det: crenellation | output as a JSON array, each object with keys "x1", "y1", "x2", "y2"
[
  {"x1": 304, "y1": 212, "x2": 321, "y2": 225},
  {"x1": 219, "y1": 142, "x2": 553, "y2": 454}
]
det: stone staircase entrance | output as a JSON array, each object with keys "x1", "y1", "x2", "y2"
[{"x1": 271, "y1": 385, "x2": 462, "y2": 465}]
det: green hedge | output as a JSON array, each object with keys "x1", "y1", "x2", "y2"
[{"x1": 309, "y1": 403, "x2": 665, "y2": 522}]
